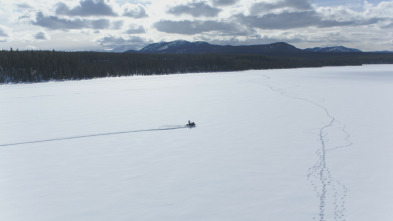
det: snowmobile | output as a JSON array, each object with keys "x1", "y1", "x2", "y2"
[{"x1": 186, "y1": 120, "x2": 196, "y2": 128}]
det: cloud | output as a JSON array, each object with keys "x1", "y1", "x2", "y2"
[
  {"x1": 211, "y1": 0, "x2": 239, "y2": 6},
  {"x1": 382, "y1": 22, "x2": 393, "y2": 29},
  {"x1": 123, "y1": 5, "x2": 148, "y2": 18},
  {"x1": 17, "y1": 3, "x2": 33, "y2": 9},
  {"x1": 0, "y1": 26, "x2": 8, "y2": 37},
  {"x1": 154, "y1": 20, "x2": 249, "y2": 35},
  {"x1": 34, "y1": 31, "x2": 47, "y2": 40},
  {"x1": 238, "y1": 11, "x2": 319, "y2": 29},
  {"x1": 250, "y1": 0, "x2": 312, "y2": 15},
  {"x1": 90, "y1": 19, "x2": 111, "y2": 29},
  {"x1": 364, "y1": 1, "x2": 393, "y2": 18},
  {"x1": 96, "y1": 35, "x2": 151, "y2": 50},
  {"x1": 236, "y1": 10, "x2": 384, "y2": 30},
  {"x1": 32, "y1": 12, "x2": 111, "y2": 30},
  {"x1": 111, "y1": 20, "x2": 124, "y2": 30},
  {"x1": 0, "y1": 25, "x2": 9, "y2": 42},
  {"x1": 3, "y1": 0, "x2": 392, "y2": 52},
  {"x1": 125, "y1": 25, "x2": 145, "y2": 34},
  {"x1": 168, "y1": 2, "x2": 221, "y2": 17},
  {"x1": 56, "y1": 0, "x2": 117, "y2": 17}
]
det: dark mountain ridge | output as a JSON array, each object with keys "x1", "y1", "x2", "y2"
[
  {"x1": 304, "y1": 46, "x2": 362, "y2": 53},
  {"x1": 126, "y1": 40, "x2": 367, "y2": 55},
  {"x1": 127, "y1": 40, "x2": 302, "y2": 55}
]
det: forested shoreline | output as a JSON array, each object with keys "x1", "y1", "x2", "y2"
[{"x1": 1, "y1": 49, "x2": 393, "y2": 84}]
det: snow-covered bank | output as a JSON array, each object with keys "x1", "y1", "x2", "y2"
[{"x1": 1, "y1": 65, "x2": 392, "y2": 221}]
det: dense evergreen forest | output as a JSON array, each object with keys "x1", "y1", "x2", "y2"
[{"x1": 1, "y1": 49, "x2": 393, "y2": 83}]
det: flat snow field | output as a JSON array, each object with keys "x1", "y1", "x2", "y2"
[{"x1": 1, "y1": 65, "x2": 392, "y2": 221}]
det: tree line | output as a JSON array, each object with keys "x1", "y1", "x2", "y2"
[{"x1": 1, "y1": 49, "x2": 393, "y2": 83}]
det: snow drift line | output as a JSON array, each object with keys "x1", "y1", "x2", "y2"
[{"x1": 0, "y1": 125, "x2": 187, "y2": 147}]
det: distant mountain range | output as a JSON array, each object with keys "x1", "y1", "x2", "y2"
[
  {"x1": 304, "y1": 46, "x2": 362, "y2": 53},
  {"x1": 134, "y1": 40, "x2": 302, "y2": 55},
  {"x1": 124, "y1": 40, "x2": 375, "y2": 55}
]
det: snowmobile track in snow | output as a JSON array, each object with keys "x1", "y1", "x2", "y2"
[
  {"x1": 0, "y1": 125, "x2": 187, "y2": 147},
  {"x1": 263, "y1": 75, "x2": 352, "y2": 221}
]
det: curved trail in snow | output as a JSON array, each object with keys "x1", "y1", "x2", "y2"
[
  {"x1": 0, "y1": 125, "x2": 187, "y2": 147},
  {"x1": 262, "y1": 74, "x2": 352, "y2": 221}
]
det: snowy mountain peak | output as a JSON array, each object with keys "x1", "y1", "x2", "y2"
[
  {"x1": 126, "y1": 41, "x2": 364, "y2": 54},
  {"x1": 133, "y1": 41, "x2": 302, "y2": 54},
  {"x1": 140, "y1": 40, "x2": 201, "y2": 52},
  {"x1": 304, "y1": 46, "x2": 362, "y2": 53}
]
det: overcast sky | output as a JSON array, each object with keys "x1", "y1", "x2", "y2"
[{"x1": 0, "y1": 0, "x2": 392, "y2": 51}]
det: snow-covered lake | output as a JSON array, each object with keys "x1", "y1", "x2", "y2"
[{"x1": 1, "y1": 65, "x2": 392, "y2": 221}]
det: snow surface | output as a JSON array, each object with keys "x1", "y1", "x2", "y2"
[{"x1": 1, "y1": 65, "x2": 393, "y2": 221}]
